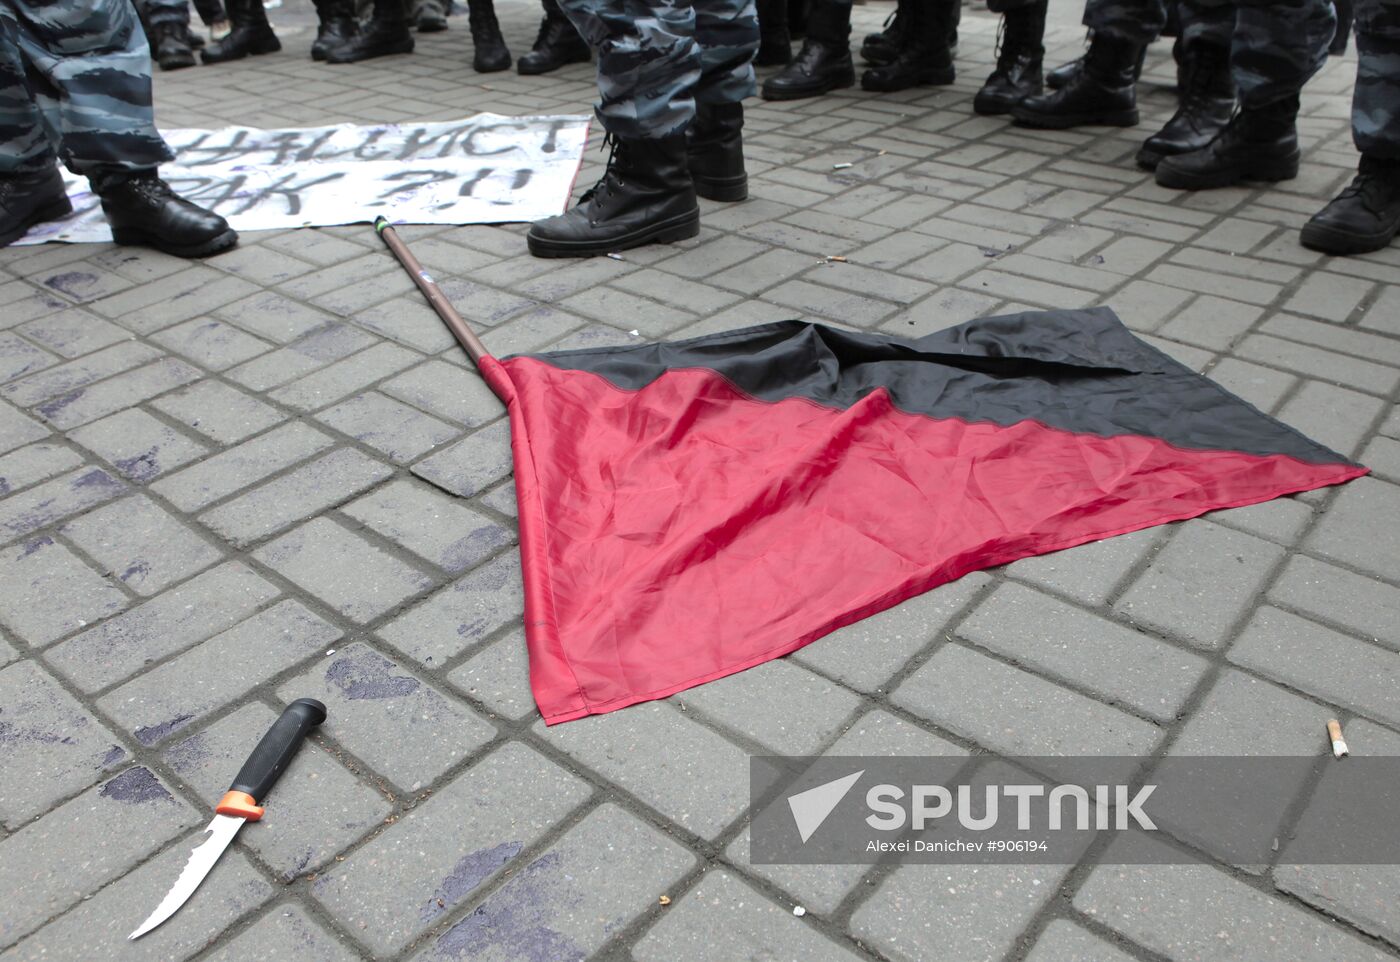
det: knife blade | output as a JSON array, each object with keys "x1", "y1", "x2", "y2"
[{"x1": 129, "y1": 698, "x2": 327, "y2": 940}]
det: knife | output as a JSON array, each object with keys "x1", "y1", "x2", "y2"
[{"x1": 129, "y1": 698, "x2": 327, "y2": 940}]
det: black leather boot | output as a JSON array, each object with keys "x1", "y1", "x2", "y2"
[
  {"x1": 415, "y1": 0, "x2": 448, "y2": 32},
  {"x1": 1156, "y1": 94, "x2": 1301, "y2": 190},
  {"x1": 0, "y1": 167, "x2": 72, "y2": 248},
  {"x1": 467, "y1": 0, "x2": 510, "y2": 71},
  {"x1": 528, "y1": 133, "x2": 700, "y2": 257},
  {"x1": 1301, "y1": 155, "x2": 1400, "y2": 255},
  {"x1": 311, "y1": 0, "x2": 358, "y2": 60},
  {"x1": 861, "y1": 0, "x2": 954, "y2": 93},
  {"x1": 861, "y1": 4, "x2": 903, "y2": 65},
  {"x1": 95, "y1": 171, "x2": 237, "y2": 258},
  {"x1": 1010, "y1": 33, "x2": 1142, "y2": 129},
  {"x1": 1332, "y1": 0, "x2": 1353, "y2": 54},
  {"x1": 324, "y1": 0, "x2": 413, "y2": 62},
  {"x1": 756, "y1": 0, "x2": 791, "y2": 65},
  {"x1": 1135, "y1": 39, "x2": 1234, "y2": 170},
  {"x1": 973, "y1": 1, "x2": 1045, "y2": 116},
  {"x1": 200, "y1": 0, "x2": 280, "y2": 63},
  {"x1": 1045, "y1": 55, "x2": 1081, "y2": 89},
  {"x1": 688, "y1": 102, "x2": 747, "y2": 202},
  {"x1": 517, "y1": 0, "x2": 590, "y2": 74},
  {"x1": 761, "y1": 0, "x2": 853, "y2": 100},
  {"x1": 153, "y1": 22, "x2": 197, "y2": 70}
]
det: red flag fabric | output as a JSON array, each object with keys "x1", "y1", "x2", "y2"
[{"x1": 478, "y1": 309, "x2": 1364, "y2": 725}]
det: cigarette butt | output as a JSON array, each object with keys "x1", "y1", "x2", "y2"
[
  {"x1": 1327, "y1": 719, "x2": 1349, "y2": 758},
  {"x1": 832, "y1": 163, "x2": 853, "y2": 170},
  {"x1": 826, "y1": 255, "x2": 848, "y2": 263}
]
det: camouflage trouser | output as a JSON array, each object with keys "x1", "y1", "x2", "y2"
[
  {"x1": 558, "y1": 0, "x2": 759, "y2": 139},
  {"x1": 133, "y1": 0, "x2": 192, "y2": 30},
  {"x1": 1086, "y1": 0, "x2": 1333, "y2": 106},
  {"x1": 1354, "y1": 0, "x2": 1400, "y2": 156},
  {"x1": 0, "y1": 0, "x2": 173, "y2": 180}
]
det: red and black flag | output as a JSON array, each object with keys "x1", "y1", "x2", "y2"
[
  {"x1": 477, "y1": 309, "x2": 1364, "y2": 724},
  {"x1": 373, "y1": 222, "x2": 1365, "y2": 726}
]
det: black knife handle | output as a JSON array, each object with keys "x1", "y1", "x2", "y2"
[{"x1": 217, "y1": 699, "x2": 326, "y2": 819}]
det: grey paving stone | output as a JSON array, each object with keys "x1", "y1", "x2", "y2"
[
  {"x1": 446, "y1": 628, "x2": 533, "y2": 721},
  {"x1": 62, "y1": 494, "x2": 220, "y2": 596},
  {"x1": 0, "y1": 660, "x2": 126, "y2": 828},
  {"x1": 312, "y1": 741, "x2": 589, "y2": 956},
  {"x1": 1276, "y1": 381, "x2": 1385, "y2": 459},
  {"x1": 678, "y1": 658, "x2": 861, "y2": 754},
  {"x1": 537, "y1": 701, "x2": 750, "y2": 840},
  {"x1": 1207, "y1": 357, "x2": 1298, "y2": 412},
  {"x1": 1236, "y1": 334, "x2": 1400, "y2": 397},
  {"x1": 198, "y1": 905, "x2": 359, "y2": 962},
  {"x1": 892, "y1": 643, "x2": 1163, "y2": 762},
  {"x1": 852, "y1": 860, "x2": 1074, "y2": 962},
  {"x1": 225, "y1": 323, "x2": 377, "y2": 393},
  {"x1": 67, "y1": 408, "x2": 209, "y2": 482},
  {"x1": 15, "y1": 308, "x2": 129, "y2": 360},
  {"x1": 100, "y1": 600, "x2": 339, "y2": 746},
  {"x1": 32, "y1": 263, "x2": 134, "y2": 306},
  {"x1": 0, "y1": 443, "x2": 81, "y2": 498},
  {"x1": 635, "y1": 869, "x2": 861, "y2": 962},
  {"x1": 46, "y1": 562, "x2": 280, "y2": 693},
  {"x1": 0, "y1": 536, "x2": 126, "y2": 646},
  {"x1": 410, "y1": 419, "x2": 512, "y2": 499},
  {"x1": 377, "y1": 552, "x2": 523, "y2": 667},
  {"x1": 151, "y1": 318, "x2": 273, "y2": 371},
  {"x1": 1275, "y1": 720, "x2": 1400, "y2": 950},
  {"x1": 1270, "y1": 554, "x2": 1400, "y2": 652},
  {"x1": 960, "y1": 583, "x2": 1208, "y2": 724},
  {"x1": 165, "y1": 702, "x2": 391, "y2": 882},
  {"x1": 0, "y1": 341, "x2": 159, "y2": 408},
  {"x1": 199, "y1": 448, "x2": 393, "y2": 548},
  {"x1": 0, "y1": 843, "x2": 270, "y2": 962},
  {"x1": 342, "y1": 478, "x2": 511, "y2": 574},
  {"x1": 152, "y1": 421, "x2": 334, "y2": 513},
  {"x1": 1229, "y1": 606, "x2": 1400, "y2": 729},
  {"x1": 418, "y1": 802, "x2": 694, "y2": 962},
  {"x1": 278, "y1": 643, "x2": 496, "y2": 788},
  {"x1": 560, "y1": 285, "x2": 698, "y2": 336},
  {"x1": 254, "y1": 518, "x2": 434, "y2": 623},
  {"x1": 379, "y1": 360, "x2": 503, "y2": 428},
  {"x1": 34, "y1": 358, "x2": 202, "y2": 431},
  {"x1": 268, "y1": 342, "x2": 420, "y2": 413},
  {"x1": 0, "y1": 402, "x2": 47, "y2": 455},
  {"x1": 792, "y1": 574, "x2": 990, "y2": 694},
  {"x1": 1022, "y1": 920, "x2": 1140, "y2": 962},
  {"x1": 1006, "y1": 527, "x2": 1161, "y2": 607},
  {"x1": 215, "y1": 290, "x2": 340, "y2": 344},
  {"x1": 0, "y1": 333, "x2": 55, "y2": 385},
  {"x1": 1075, "y1": 835, "x2": 1393, "y2": 962},
  {"x1": 1305, "y1": 476, "x2": 1400, "y2": 580},
  {"x1": 350, "y1": 298, "x2": 458, "y2": 354},
  {"x1": 1207, "y1": 495, "x2": 1313, "y2": 545},
  {"x1": 1114, "y1": 520, "x2": 1284, "y2": 650},
  {"x1": 316, "y1": 391, "x2": 459, "y2": 463},
  {"x1": 0, "y1": 767, "x2": 196, "y2": 949},
  {"x1": 149, "y1": 380, "x2": 286, "y2": 445}
]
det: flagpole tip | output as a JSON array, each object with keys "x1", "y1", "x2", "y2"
[{"x1": 373, "y1": 216, "x2": 390, "y2": 234}]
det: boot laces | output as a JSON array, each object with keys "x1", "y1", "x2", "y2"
[
  {"x1": 1338, "y1": 166, "x2": 1396, "y2": 214},
  {"x1": 579, "y1": 133, "x2": 623, "y2": 203}
]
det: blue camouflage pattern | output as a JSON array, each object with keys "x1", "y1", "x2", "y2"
[
  {"x1": 557, "y1": 0, "x2": 758, "y2": 139},
  {"x1": 1353, "y1": 0, "x2": 1400, "y2": 156},
  {"x1": 1086, "y1": 0, "x2": 1231, "y2": 49},
  {"x1": 133, "y1": 0, "x2": 191, "y2": 30},
  {"x1": 0, "y1": 0, "x2": 173, "y2": 179},
  {"x1": 1216, "y1": 0, "x2": 1335, "y2": 107}
]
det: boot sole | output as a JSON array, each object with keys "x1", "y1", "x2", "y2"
[
  {"x1": 527, "y1": 208, "x2": 700, "y2": 258},
  {"x1": 1154, "y1": 150, "x2": 1300, "y2": 190},
  {"x1": 761, "y1": 68, "x2": 856, "y2": 101},
  {"x1": 694, "y1": 174, "x2": 748, "y2": 203},
  {"x1": 516, "y1": 50, "x2": 590, "y2": 75},
  {"x1": 861, "y1": 66, "x2": 955, "y2": 93},
  {"x1": 0, "y1": 194, "x2": 73, "y2": 247},
  {"x1": 1300, "y1": 220, "x2": 1399, "y2": 257},
  {"x1": 111, "y1": 226, "x2": 239, "y2": 258},
  {"x1": 1010, "y1": 106, "x2": 1138, "y2": 129},
  {"x1": 474, "y1": 55, "x2": 512, "y2": 73},
  {"x1": 200, "y1": 35, "x2": 281, "y2": 63},
  {"x1": 324, "y1": 37, "x2": 415, "y2": 62}
]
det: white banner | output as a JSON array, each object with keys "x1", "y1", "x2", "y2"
[{"x1": 17, "y1": 113, "x2": 591, "y2": 245}]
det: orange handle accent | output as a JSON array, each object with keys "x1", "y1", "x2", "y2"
[{"x1": 215, "y1": 790, "x2": 265, "y2": 821}]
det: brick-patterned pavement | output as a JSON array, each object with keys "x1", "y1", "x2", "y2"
[{"x1": 3, "y1": 1, "x2": 1400, "y2": 959}]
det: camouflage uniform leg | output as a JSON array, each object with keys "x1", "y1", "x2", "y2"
[
  {"x1": 1083, "y1": 0, "x2": 1170, "y2": 45},
  {"x1": 985, "y1": 0, "x2": 1044, "y2": 12},
  {"x1": 5, "y1": 0, "x2": 174, "y2": 183},
  {"x1": 134, "y1": 0, "x2": 192, "y2": 29},
  {"x1": 0, "y1": 9, "x2": 57, "y2": 176},
  {"x1": 557, "y1": 0, "x2": 702, "y2": 138},
  {"x1": 1352, "y1": 0, "x2": 1400, "y2": 157},
  {"x1": 1177, "y1": 0, "x2": 1234, "y2": 52},
  {"x1": 693, "y1": 0, "x2": 758, "y2": 105},
  {"x1": 1226, "y1": 0, "x2": 1335, "y2": 107}
]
